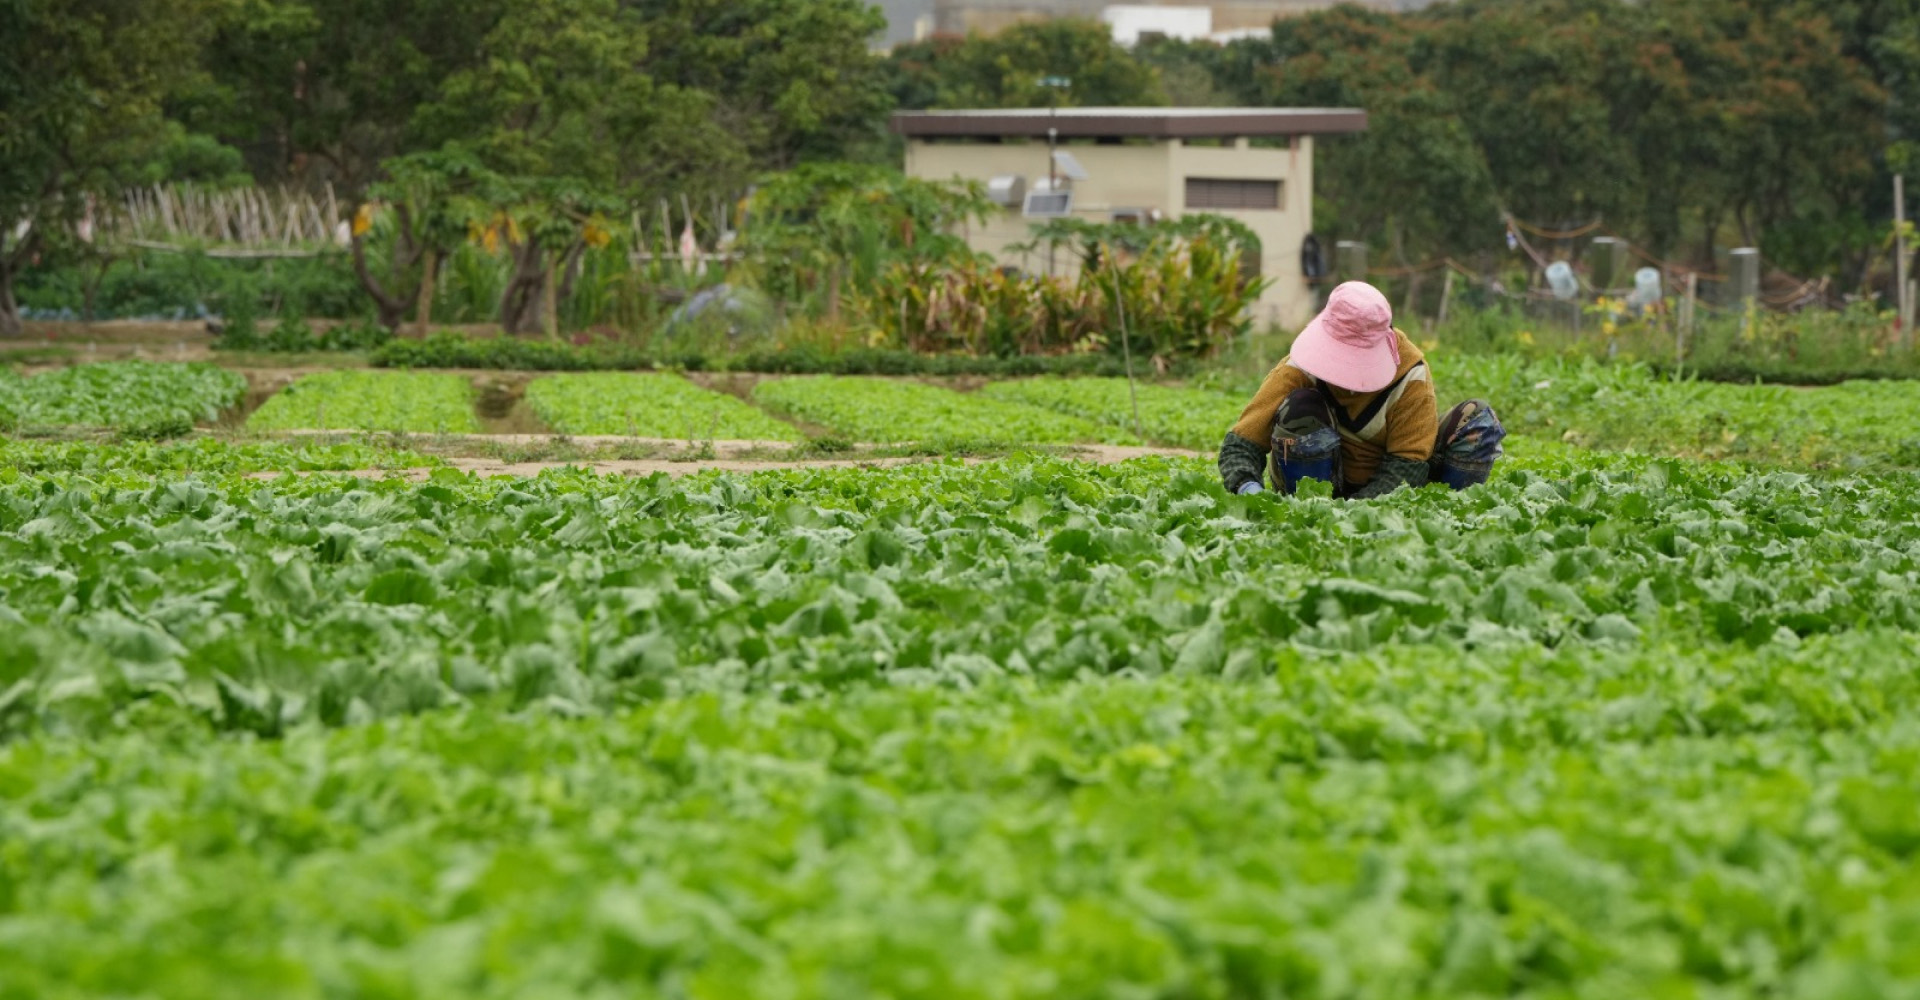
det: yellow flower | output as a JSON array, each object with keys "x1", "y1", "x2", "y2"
[
  {"x1": 583, "y1": 219, "x2": 613, "y2": 250},
  {"x1": 352, "y1": 203, "x2": 376, "y2": 237},
  {"x1": 1516, "y1": 330, "x2": 1535, "y2": 346}
]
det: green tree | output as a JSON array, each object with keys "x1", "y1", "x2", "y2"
[
  {"x1": 1133, "y1": 37, "x2": 1237, "y2": 107},
  {"x1": 1631, "y1": 0, "x2": 1883, "y2": 271},
  {"x1": 1229, "y1": 8, "x2": 1500, "y2": 268},
  {"x1": 887, "y1": 20, "x2": 1167, "y2": 110},
  {"x1": 0, "y1": 0, "x2": 218, "y2": 336},
  {"x1": 627, "y1": 0, "x2": 892, "y2": 170},
  {"x1": 739, "y1": 164, "x2": 992, "y2": 318},
  {"x1": 348, "y1": 149, "x2": 499, "y2": 333},
  {"x1": 1423, "y1": 0, "x2": 1647, "y2": 233},
  {"x1": 179, "y1": 0, "x2": 509, "y2": 191},
  {"x1": 409, "y1": 0, "x2": 651, "y2": 334}
]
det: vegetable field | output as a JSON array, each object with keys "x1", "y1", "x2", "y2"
[
  {"x1": 0, "y1": 361, "x2": 244, "y2": 436},
  {"x1": 3, "y1": 357, "x2": 1920, "y2": 998},
  {"x1": 526, "y1": 372, "x2": 803, "y2": 440},
  {"x1": 752, "y1": 375, "x2": 1135, "y2": 447},
  {"x1": 247, "y1": 370, "x2": 481, "y2": 434}
]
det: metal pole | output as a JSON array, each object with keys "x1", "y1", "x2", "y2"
[{"x1": 1046, "y1": 123, "x2": 1058, "y2": 280}]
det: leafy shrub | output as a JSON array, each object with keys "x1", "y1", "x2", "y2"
[
  {"x1": 217, "y1": 316, "x2": 395, "y2": 353},
  {"x1": 17, "y1": 250, "x2": 365, "y2": 321},
  {"x1": 371, "y1": 332, "x2": 1191, "y2": 377},
  {"x1": 862, "y1": 226, "x2": 1262, "y2": 360}
]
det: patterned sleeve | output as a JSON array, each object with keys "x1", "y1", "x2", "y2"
[
  {"x1": 1219, "y1": 432, "x2": 1267, "y2": 492},
  {"x1": 1350, "y1": 454, "x2": 1431, "y2": 499}
]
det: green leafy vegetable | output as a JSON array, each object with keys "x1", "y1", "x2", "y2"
[
  {"x1": 525, "y1": 372, "x2": 802, "y2": 440},
  {"x1": 0, "y1": 361, "x2": 245, "y2": 435},
  {"x1": 246, "y1": 370, "x2": 481, "y2": 433},
  {"x1": 752, "y1": 375, "x2": 1134, "y2": 447}
]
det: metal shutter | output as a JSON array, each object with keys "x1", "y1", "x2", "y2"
[{"x1": 1184, "y1": 178, "x2": 1281, "y2": 210}]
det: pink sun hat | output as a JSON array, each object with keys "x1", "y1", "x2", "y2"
[{"x1": 1290, "y1": 281, "x2": 1401, "y2": 393}]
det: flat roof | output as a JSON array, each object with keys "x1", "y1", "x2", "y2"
[{"x1": 891, "y1": 107, "x2": 1368, "y2": 139}]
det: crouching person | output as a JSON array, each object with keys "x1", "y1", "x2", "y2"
[{"x1": 1219, "y1": 281, "x2": 1506, "y2": 499}]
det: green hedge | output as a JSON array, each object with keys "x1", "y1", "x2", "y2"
[{"x1": 370, "y1": 333, "x2": 1191, "y2": 378}]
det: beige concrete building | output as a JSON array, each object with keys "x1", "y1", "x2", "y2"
[
  {"x1": 893, "y1": 107, "x2": 1366, "y2": 328},
  {"x1": 927, "y1": 0, "x2": 1401, "y2": 38}
]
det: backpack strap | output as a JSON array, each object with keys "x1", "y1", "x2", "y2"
[{"x1": 1332, "y1": 362, "x2": 1429, "y2": 444}]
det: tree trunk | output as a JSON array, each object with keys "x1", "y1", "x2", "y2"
[
  {"x1": 0, "y1": 264, "x2": 20, "y2": 338},
  {"x1": 351, "y1": 234, "x2": 412, "y2": 331},
  {"x1": 82, "y1": 254, "x2": 111, "y2": 323},
  {"x1": 0, "y1": 231, "x2": 21, "y2": 338},
  {"x1": 543, "y1": 256, "x2": 559, "y2": 340},
  {"x1": 499, "y1": 241, "x2": 547, "y2": 336},
  {"x1": 412, "y1": 248, "x2": 437, "y2": 338}
]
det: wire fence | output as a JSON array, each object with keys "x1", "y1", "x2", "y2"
[{"x1": 1338, "y1": 213, "x2": 1861, "y2": 333}]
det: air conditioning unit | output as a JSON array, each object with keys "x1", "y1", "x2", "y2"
[
  {"x1": 1022, "y1": 189, "x2": 1074, "y2": 218},
  {"x1": 987, "y1": 175, "x2": 1027, "y2": 208}
]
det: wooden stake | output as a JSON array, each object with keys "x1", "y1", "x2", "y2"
[{"x1": 1436, "y1": 268, "x2": 1456, "y2": 328}]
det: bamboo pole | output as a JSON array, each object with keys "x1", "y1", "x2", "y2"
[
  {"x1": 1897, "y1": 175, "x2": 1912, "y2": 350},
  {"x1": 1678, "y1": 271, "x2": 1697, "y2": 363},
  {"x1": 1106, "y1": 242, "x2": 1145, "y2": 440}
]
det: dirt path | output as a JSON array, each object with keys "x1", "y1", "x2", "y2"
[{"x1": 246, "y1": 443, "x2": 1203, "y2": 481}]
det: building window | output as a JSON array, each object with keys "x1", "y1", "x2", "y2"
[{"x1": 1185, "y1": 178, "x2": 1281, "y2": 211}]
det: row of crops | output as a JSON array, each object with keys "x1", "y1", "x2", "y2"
[
  {"x1": 9, "y1": 360, "x2": 1920, "y2": 468},
  {"x1": 3, "y1": 441, "x2": 1920, "y2": 996},
  {"x1": 0, "y1": 362, "x2": 1169, "y2": 446}
]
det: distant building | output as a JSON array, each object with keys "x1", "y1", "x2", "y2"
[
  {"x1": 934, "y1": 1, "x2": 1331, "y2": 38},
  {"x1": 870, "y1": 0, "x2": 1439, "y2": 49},
  {"x1": 893, "y1": 106, "x2": 1367, "y2": 328}
]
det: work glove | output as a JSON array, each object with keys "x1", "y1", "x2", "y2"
[{"x1": 1236, "y1": 481, "x2": 1265, "y2": 495}]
